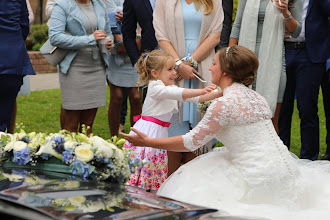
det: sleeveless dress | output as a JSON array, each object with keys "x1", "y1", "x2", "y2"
[{"x1": 158, "y1": 83, "x2": 330, "y2": 220}]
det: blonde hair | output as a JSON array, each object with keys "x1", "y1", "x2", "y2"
[
  {"x1": 218, "y1": 45, "x2": 259, "y2": 86},
  {"x1": 193, "y1": 0, "x2": 214, "y2": 15},
  {"x1": 136, "y1": 50, "x2": 173, "y2": 86}
]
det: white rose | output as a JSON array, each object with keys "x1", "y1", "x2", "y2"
[
  {"x1": 13, "y1": 141, "x2": 28, "y2": 151},
  {"x1": 75, "y1": 144, "x2": 94, "y2": 162},
  {"x1": 64, "y1": 140, "x2": 78, "y2": 149},
  {"x1": 91, "y1": 136, "x2": 116, "y2": 158}
]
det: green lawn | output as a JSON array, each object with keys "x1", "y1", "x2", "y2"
[{"x1": 16, "y1": 87, "x2": 328, "y2": 158}]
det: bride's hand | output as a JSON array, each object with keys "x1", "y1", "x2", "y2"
[{"x1": 120, "y1": 128, "x2": 149, "y2": 146}]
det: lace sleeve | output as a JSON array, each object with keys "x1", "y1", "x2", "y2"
[
  {"x1": 182, "y1": 99, "x2": 226, "y2": 151},
  {"x1": 182, "y1": 83, "x2": 272, "y2": 151}
]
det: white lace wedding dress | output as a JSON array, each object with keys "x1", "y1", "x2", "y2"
[{"x1": 157, "y1": 83, "x2": 330, "y2": 220}]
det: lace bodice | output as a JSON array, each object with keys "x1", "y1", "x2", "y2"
[
  {"x1": 181, "y1": 83, "x2": 301, "y2": 204},
  {"x1": 183, "y1": 83, "x2": 272, "y2": 151}
]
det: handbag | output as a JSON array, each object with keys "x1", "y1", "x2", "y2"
[
  {"x1": 108, "y1": 12, "x2": 121, "y2": 35},
  {"x1": 40, "y1": 39, "x2": 70, "y2": 67}
]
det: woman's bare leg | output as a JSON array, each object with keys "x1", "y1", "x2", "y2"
[
  {"x1": 109, "y1": 83, "x2": 124, "y2": 136},
  {"x1": 128, "y1": 87, "x2": 142, "y2": 126},
  {"x1": 80, "y1": 108, "x2": 98, "y2": 135},
  {"x1": 62, "y1": 109, "x2": 81, "y2": 133}
]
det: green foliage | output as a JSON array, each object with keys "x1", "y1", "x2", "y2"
[
  {"x1": 26, "y1": 23, "x2": 49, "y2": 51},
  {"x1": 32, "y1": 43, "x2": 43, "y2": 51}
]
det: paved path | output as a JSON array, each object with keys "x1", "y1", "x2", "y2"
[{"x1": 30, "y1": 73, "x2": 59, "y2": 91}]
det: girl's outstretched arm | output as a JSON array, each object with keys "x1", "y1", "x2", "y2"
[
  {"x1": 182, "y1": 84, "x2": 216, "y2": 100},
  {"x1": 120, "y1": 128, "x2": 190, "y2": 152}
]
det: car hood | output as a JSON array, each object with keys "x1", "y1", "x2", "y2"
[{"x1": 0, "y1": 168, "x2": 217, "y2": 219}]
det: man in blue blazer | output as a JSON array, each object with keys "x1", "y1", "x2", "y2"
[
  {"x1": 122, "y1": 0, "x2": 158, "y2": 66},
  {"x1": 279, "y1": 0, "x2": 330, "y2": 160},
  {"x1": 0, "y1": 0, "x2": 35, "y2": 132}
]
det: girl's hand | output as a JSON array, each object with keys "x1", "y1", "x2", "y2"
[
  {"x1": 203, "y1": 84, "x2": 217, "y2": 94},
  {"x1": 93, "y1": 30, "x2": 107, "y2": 41},
  {"x1": 120, "y1": 128, "x2": 148, "y2": 147}
]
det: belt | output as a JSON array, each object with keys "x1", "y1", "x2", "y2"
[
  {"x1": 284, "y1": 41, "x2": 306, "y2": 49},
  {"x1": 133, "y1": 115, "x2": 171, "y2": 127}
]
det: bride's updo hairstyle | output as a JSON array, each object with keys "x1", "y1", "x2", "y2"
[
  {"x1": 218, "y1": 45, "x2": 258, "y2": 86},
  {"x1": 136, "y1": 50, "x2": 173, "y2": 86}
]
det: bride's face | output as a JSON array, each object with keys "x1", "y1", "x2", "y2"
[{"x1": 209, "y1": 52, "x2": 222, "y2": 86}]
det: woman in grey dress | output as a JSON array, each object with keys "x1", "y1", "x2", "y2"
[
  {"x1": 106, "y1": 0, "x2": 142, "y2": 136},
  {"x1": 229, "y1": 0, "x2": 302, "y2": 133},
  {"x1": 49, "y1": 0, "x2": 112, "y2": 135}
]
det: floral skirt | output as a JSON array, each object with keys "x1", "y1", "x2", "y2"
[
  {"x1": 124, "y1": 143, "x2": 168, "y2": 190},
  {"x1": 123, "y1": 117, "x2": 169, "y2": 190}
]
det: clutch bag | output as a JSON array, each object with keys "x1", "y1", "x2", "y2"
[
  {"x1": 108, "y1": 12, "x2": 121, "y2": 35},
  {"x1": 40, "y1": 39, "x2": 70, "y2": 67}
]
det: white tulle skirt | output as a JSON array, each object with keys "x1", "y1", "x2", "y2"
[{"x1": 157, "y1": 147, "x2": 330, "y2": 220}]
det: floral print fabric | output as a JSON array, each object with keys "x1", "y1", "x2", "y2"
[{"x1": 124, "y1": 142, "x2": 168, "y2": 190}]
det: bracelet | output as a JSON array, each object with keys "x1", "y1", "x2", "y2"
[
  {"x1": 115, "y1": 40, "x2": 123, "y2": 46},
  {"x1": 283, "y1": 12, "x2": 292, "y2": 21},
  {"x1": 136, "y1": 34, "x2": 141, "y2": 39},
  {"x1": 188, "y1": 56, "x2": 198, "y2": 69}
]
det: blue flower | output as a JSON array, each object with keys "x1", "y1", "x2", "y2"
[
  {"x1": 52, "y1": 137, "x2": 65, "y2": 154},
  {"x1": 62, "y1": 149, "x2": 74, "y2": 163},
  {"x1": 69, "y1": 159, "x2": 94, "y2": 179},
  {"x1": 41, "y1": 153, "x2": 51, "y2": 160},
  {"x1": 12, "y1": 147, "x2": 30, "y2": 165}
]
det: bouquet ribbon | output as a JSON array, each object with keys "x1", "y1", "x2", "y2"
[{"x1": 133, "y1": 115, "x2": 171, "y2": 128}]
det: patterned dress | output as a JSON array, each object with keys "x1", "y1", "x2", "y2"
[{"x1": 123, "y1": 80, "x2": 198, "y2": 190}]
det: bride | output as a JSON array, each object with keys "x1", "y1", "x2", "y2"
[{"x1": 122, "y1": 45, "x2": 330, "y2": 220}]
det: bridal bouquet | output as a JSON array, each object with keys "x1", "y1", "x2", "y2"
[{"x1": 0, "y1": 127, "x2": 131, "y2": 182}]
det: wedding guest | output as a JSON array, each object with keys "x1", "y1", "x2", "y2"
[
  {"x1": 0, "y1": 0, "x2": 35, "y2": 132},
  {"x1": 122, "y1": 0, "x2": 158, "y2": 66},
  {"x1": 106, "y1": 0, "x2": 143, "y2": 137},
  {"x1": 45, "y1": 0, "x2": 56, "y2": 20},
  {"x1": 217, "y1": 0, "x2": 233, "y2": 49},
  {"x1": 153, "y1": 0, "x2": 224, "y2": 175},
  {"x1": 278, "y1": 0, "x2": 330, "y2": 160},
  {"x1": 10, "y1": 0, "x2": 35, "y2": 133},
  {"x1": 123, "y1": 50, "x2": 220, "y2": 192},
  {"x1": 229, "y1": 0, "x2": 303, "y2": 133},
  {"x1": 122, "y1": 46, "x2": 330, "y2": 220},
  {"x1": 49, "y1": 0, "x2": 113, "y2": 135}
]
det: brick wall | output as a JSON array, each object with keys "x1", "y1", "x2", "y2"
[{"x1": 28, "y1": 51, "x2": 57, "y2": 74}]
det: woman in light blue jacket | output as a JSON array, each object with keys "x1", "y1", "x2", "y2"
[{"x1": 49, "y1": 0, "x2": 113, "y2": 135}]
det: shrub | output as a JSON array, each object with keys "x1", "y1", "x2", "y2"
[{"x1": 26, "y1": 23, "x2": 48, "y2": 51}]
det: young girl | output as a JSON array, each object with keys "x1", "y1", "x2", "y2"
[{"x1": 123, "y1": 50, "x2": 220, "y2": 192}]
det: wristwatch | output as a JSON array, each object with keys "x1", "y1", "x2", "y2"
[{"x1": 174, "y1": 59, "x2": 183, "y2": 70}]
